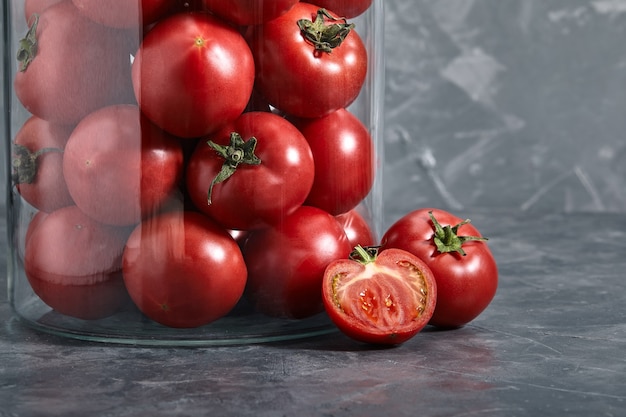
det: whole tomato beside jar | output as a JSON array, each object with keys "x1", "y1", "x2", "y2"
[{"x1": 381, "y1": 208, "x2": 498, "y2": 329}]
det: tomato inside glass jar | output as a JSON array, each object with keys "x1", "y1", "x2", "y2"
[{"x1": 7, "y1": 0, "x2": 382, "y2": 343}]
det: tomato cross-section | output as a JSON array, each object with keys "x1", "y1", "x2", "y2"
[{"x1": 322, "y1": 246, "x2": 437, "y2": 345}]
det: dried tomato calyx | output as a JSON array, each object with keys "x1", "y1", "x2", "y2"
[
  {"x1": 206, "y1": 132, "x2": 261, "y2": 205},
  {"x1": 12, "y1": 143, "x2": 63, "y2": 184},
  {"x1": 297, "y1": 9, "x2": 355, "y2": 54},
  {"x1": 17, "y1": 14, "x2": 40, "y2": 72},
  {"x1": 429, "y1": 211, "x2": 488, "y2": 256}
]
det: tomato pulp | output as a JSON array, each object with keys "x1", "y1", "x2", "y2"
[{"x1": 323, "y1": 246, "x2": 437, "y2": 345}]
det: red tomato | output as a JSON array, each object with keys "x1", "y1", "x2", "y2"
[
  {"x1": 132, "y1": 12, "x2": 255, "y2": 138},
  {"x1": 243, "y1": 206, "x2": 351, "y2": 318},
  {"x1": 294, "y1": 108, "x2": 374, "y2": 215},
  {"x1": 71, "y1": 0, "x2": 171, "y2": 28},
  {"x1": 186, "y1": 112, "x2": 314, "y2": 230},
  {"x1": 303, "y1": 0, "x2": 373, "y2": 18},
  {"x1": 336, "y1": 209, "x2": 376, "y2": 248},
  {"x1": 24, "y1": 210, "x2": 49, "y2": 249},
  {"x1": 249, "y1": 3, "x2": 367, "y2": 118},
  {"x1": 381, "y1": 208, "x2": 498, "y2": 329},
  {"x1": 122, "y1": 211, "x2": 248, "y2": 328},
  {"x1": 24, "y1": 0, "x2": 64, "y2": 22},
  {"x1": 24, "y1": 205, "x2": 132, "y2": 320},
  {"x1": 12, "y1": 116, "x2": 74, "y2": 212},
  {"x1": 14, "y1": 1, "x2": 135, "y2": 125},
  {"x1": 203, "y1": 0, "x2": 299, "y2": 25},
  {"x1": 62, "y1": 104, "x2": 184, "y2": 226},
  {"x1": 322, "y1": 246, "x2": 437, "y2": 345}
]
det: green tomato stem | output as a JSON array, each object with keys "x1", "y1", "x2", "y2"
[
  {"x1": 297, "y1": 9, "x2": 355, "y2": 54},
  {"x1": 349, "y1": 245, "x2": 380, "y2": 265},
  {"x1": 429, "y1": 211, "x2": 488, "y2": 256},
  {"x1": 12, "y1": 144, "x2": 63, "y2": 185},
  {"x1": 17, "y1": 14, "x2": 39, "y2": 72},
  {"x1": 206, "y1": 132, "x2": 261, "y2": 205}
]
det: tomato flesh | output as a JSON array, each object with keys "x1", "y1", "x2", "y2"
[{"x1": 323, "y1": 248, "x2": 437, "y2": 345}]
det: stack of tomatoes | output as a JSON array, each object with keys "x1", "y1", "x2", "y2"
[
  {"x1": 12, "y1": 0, "x2": 379, "y2": 328},
  {"x1": 12, "y1": 0, "x2": 498, "y2": 347}
]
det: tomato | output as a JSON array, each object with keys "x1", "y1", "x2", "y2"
[
  {"x1": 24, "y1": 0, "x2": 64, "y2": 22},
  {"x1": 381, "y1": 208, "x2": 498, "y2": 329},
  {"x1": 294, "y1": 108, "x2": 374, "y2": 215},
  {"x1": 303, "y1": 0, "x2": 373, "y2": 18},
  {"x1": 203, "y1": 0, "x2": 299, "y2": 26},
  {"x1": 322, "y1": 246, "x2": 437, "y2": 345},
  {"x1": 132, "y1": 12, "x2": 255, "y2": 138},
  {"x1": 71, "y1": 0, "x2": 172, "y2": 28},
  {"x1": 24, "y1": 205, "x2": 132, "y2": 320},
  {"x1": 243, "y1": 206, "x2": 351, "y2": 318},
  {"x1": 249, "y1": 3, "x2": 367, "y2": 118},
  {"x1": 14, "y1": 1, "x2": 135, "y2": 125},
  {"x1": 122, "y1": 211, "x2": 248, "y2": 328},
  {"x1": 62, "y1": 104, "x2": 184, "y2": 226},
  {"x1": 186, "y1": 112, "x2": 314, "y2": 230},
  {"x1": 24, "y1": 210, "x2": 49, "y2": 249},
  {"x1": 12, "y1": 116, "x2": 74, "y2": 213},
  {"x1": 336, "y1": 209, "x2": 376, "y2": 248}
]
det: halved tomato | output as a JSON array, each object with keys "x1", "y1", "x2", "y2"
[{"x1": 322, "y1": 246, "x2": 437, "y2": 345}]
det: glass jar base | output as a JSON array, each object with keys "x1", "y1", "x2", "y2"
[{"x1": 13, "y1": 303, "x2": 338, "y2": 347}]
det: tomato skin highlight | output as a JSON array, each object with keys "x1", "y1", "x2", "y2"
[
  {"x1": 322, "y1": 247, "x2": 437, "y2": 345},
  {"x1": 243, "y1": 206, "x2": 352, "y2": 319},
  {"x1": 24, "y1": 205, "x2": 132, "y2": 320},
  {"x1": 122, "y1": 211, "x2": 248, "y2": 328},
  {"x1": 294, "y1": 108, "x2": 375, "y2": 216},
  {"x1": 381, "y1": 208, "x2": 498, "y2": 329},
  {"x1": 132, "y1": 12, "x2": 255, "y2": 138},
  {"x1": 336, "y1": 209, "x2": 376, "y2": 248},
  {"x1": 249, "y1": 2, "x2": 367, "y2": 118}
]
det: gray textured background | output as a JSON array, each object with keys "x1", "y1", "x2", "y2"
[
  {"x1": 382, "y1": 0, "x2": 626, "y2": 216},
  {"x1": 2, "y1": 0, "x2": 626, "y2": 220}
]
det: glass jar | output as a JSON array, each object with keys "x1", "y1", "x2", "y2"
[{"x1": 3, "y1": 0, "x2": 384, "y2": 346}]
